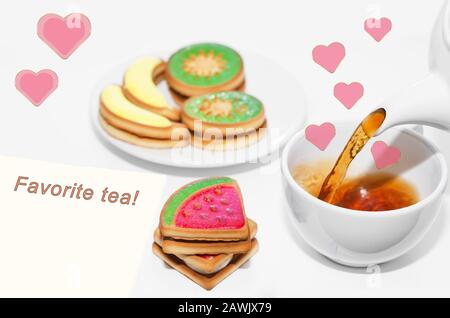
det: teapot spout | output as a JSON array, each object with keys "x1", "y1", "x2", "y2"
[{"x1": 375, "y1": 73, "x2": 450, "y2": 135}]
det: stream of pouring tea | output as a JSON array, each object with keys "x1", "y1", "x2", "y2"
[{"x1": 318, "y1": 108, "x2": 386, "y2": 203}]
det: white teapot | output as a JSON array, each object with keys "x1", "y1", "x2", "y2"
[{"x1": 376, "y1": 0, "x2": 450, "y2": 135}]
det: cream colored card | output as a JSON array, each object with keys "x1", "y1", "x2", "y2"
[{"x1": 0, "y1": 155, "x2": 165, "y2": 297}]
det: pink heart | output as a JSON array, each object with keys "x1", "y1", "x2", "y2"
[
  {"x1": 305, "y1": 122, "x2": 336, "y2": 151},
  {"x1": 312, "y1": 42, "x2": 346, "y2": 73},
  {"x1": 364, "y1": 17, "x2": 392, "y2": 42},
  {"x1": 37, "y1": 13, "x2": 91, "y2": 59},
  {"x1": 371, "y1": 141, "x2": 401, "y2": 169},
  {"x1": 15, "y1": 70, "x2": 58, "y2": 106},
  {"x1": 334, "y1": 82, "x2": 364, "y2": 109}
]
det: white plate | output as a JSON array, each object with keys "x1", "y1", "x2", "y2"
[{"x1": 91, "y1": 50, "x2": 307, "y2": 168}]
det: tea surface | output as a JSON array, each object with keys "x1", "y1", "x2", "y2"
[{"x1": 293, "y1": 162, "x2": 419, "y2": 211}]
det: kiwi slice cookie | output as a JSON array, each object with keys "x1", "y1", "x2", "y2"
[
  {"x1": 166, "y1": 43, "x2": 245, "y2": 96},
  {"x1": 181, "y1": 91, "x2": 265, "y2": 136}
]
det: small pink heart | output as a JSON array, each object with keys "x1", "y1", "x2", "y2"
[
  {"x1": 334, "y1": 82, "x2": 364, "y2": 109},
  {"x1": 371, "y1": 141, "x2": 401, "y2": 169},
  {"x1": 15, "y1": 70, "x2": 58, "y2": 106},
  {"x1": 364, "y1": 17, "x2": 392, "y2": 42},
  {"x1": 305, "y1": 122, "x2": 336, "y2": 151},
  {"x1": 312, "y1": 42, "x2": 346, "y2": 73},
  {"x1": 37, "y1": 13, "x2": 91, "y2": 59}
]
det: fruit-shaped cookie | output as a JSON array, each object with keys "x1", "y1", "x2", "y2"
[
  {"x1": 166, "y1": 43, "x2": 245, "y2": 96},
  {"x1": 99, "y1": 85, "x2": 190, "y2": 148},
  {"x1": 155, "y1": 218, "x2": 257, "y2": 255},
  {"x1": 182, "y1": 91, "x2": 265, "y2": 136},
  {"x1": 123, "y1": 57, "x2": 180, "y2": 121},
  {"x1": 160, "y1": 177, "x2": 249, "y2": 241},
  {"x1": 169, "y1": 81, "x2": 247, "y2": 108},
  {"x1": 178, "y1": 253, "x2": 233, "y2": 275},
  {"x1": 152, "y1": 240, "x2": 258, "y2": 290},
  {"x1": 155, "y1": 218, "x2": 257, "y2": 273}
]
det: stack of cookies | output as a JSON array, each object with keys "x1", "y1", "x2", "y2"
[
  {"x1": 181, "y1": 91, "x2": 267, "y2": 150},
  {"x1": 99, "y1": 42, "x2": 267, "y2": 150},
  {"x1": 99, "y1": 57, "x2": 189, "y2": 149},
  {"x1": 152, "y1": 177, "x2": 259, "y2": 290},
  {"x1": 165, "y1": 43, "x2": 246, "y2": 101},
  {"x1": 165, "y1": 43, "x2": 266, "y2": 150}
]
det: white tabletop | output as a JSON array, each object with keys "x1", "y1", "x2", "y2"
[{"x1": 1, "y1": 0, "x2": 448, "y2": 297}]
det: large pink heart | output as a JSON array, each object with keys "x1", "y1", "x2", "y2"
[
  {"x1": 371, "y1": 141, "x2": 401, "y2": 169},
  {"x1": 305, "y1": 122, "x2": 336, "y2": 151},
  {"x1": 37, "y1": 13, "x2": 91, "y2": 59},
  {"x1": 334, "y1": 82, "x2": 364, "y2": 109},
  {"x1": 312, "y1": 42, "x2": 346, "y2": 73},
  {"x1": 364, "y1": 17, "x2": 392, "y2": 42},
  {"x1": 15, "y1": 70, "x2": 58, "y2": 106}
]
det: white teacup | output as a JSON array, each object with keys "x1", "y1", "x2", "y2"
[{"x1": 281, "y1": 123, "x2": 448, "y2": 267}]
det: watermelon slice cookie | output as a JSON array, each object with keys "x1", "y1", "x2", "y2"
[
  {"x1": 182, "y1": 91, "x2": 265, "y2": 136},
  {"x1": 166, "y1": 43, "x2": 245, "y2": 97},
  {"x1": 159, "y1": 177, "x2": 250, "y2": 241},
  {"x1": 178, "y1": 253, "x2": 233, "y2": 275},
  {"x1": 154, "y1": 177, "x2": 258, "y2": 290},
  {"x1": 154, "y1": 218, "x2": 258, "y2": 255}
]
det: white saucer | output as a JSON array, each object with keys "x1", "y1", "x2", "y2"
[
  {"x1": 91, "y1": 50, "x2": 307, "y2": 168},
  {"x1": 285, "y1": 184, "x2": 448, "y2": 267}
]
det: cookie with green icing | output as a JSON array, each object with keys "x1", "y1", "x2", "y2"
[
  {"x1": 181, "y1": 91, "x2": 265, "y2": 136},
  {"x1": 159, "y1": 177, "x2": 250, "y2": 241},
  {"x1": 166, "y1": 43, "x2": 245, "y2": 96}
]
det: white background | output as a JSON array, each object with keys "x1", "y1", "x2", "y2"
[{"x1": 1, "y1": 0, "x2": 450, "y2": 297}]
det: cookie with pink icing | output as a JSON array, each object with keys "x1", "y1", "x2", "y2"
[{"x1": 159, "y1": 177, "x2": 250, "y2": 241}]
